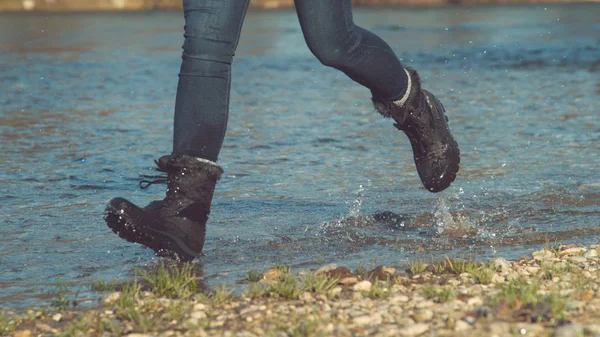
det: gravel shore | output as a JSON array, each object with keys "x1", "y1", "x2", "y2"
[{"x1": 4, "y1": 244, "x2": 600, "y2": 337}]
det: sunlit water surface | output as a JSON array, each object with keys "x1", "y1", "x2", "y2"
[{"x1": 1, "y1": 4, "x2": 599, "y2": 308}]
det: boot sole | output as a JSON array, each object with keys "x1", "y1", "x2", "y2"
[{"x1": 104, "y1": 201, "x2": 199, "y2": 261}]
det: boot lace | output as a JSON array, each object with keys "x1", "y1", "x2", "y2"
[{"x1": 138, "y1": 158, "x2": 169, "y2": 189}]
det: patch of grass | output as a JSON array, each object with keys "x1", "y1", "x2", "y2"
[
  {"x1": 210, "y1": 284, "x2": 234, "y2": 306},
  {"x1": 470, "y1": 264, "x2": 495, "y2": 285},
  {"x1": 405, "y1": 259, "x2": 428, "y2": 275},
  {"x1": 142, "y1": 262, "x2": 198, "y2": 298},
  {"x1": 58, "y1": 316, "x2": 90, "y2": 337},
  {"x1": 300, "y1": 272, "x2": 338, "y2": 295},
  {"x1": 267, "y1": 273, "x2": 302, "y2": 300},
  {"x1": 356, "y1": 262, "x2": 366, "y2": 276},
  {"x1": 430, "y1": 258, "x2": 450, "y2": 275},
  {"x1": 0, "y1": 313, "x2": 16, "y2": 335},
  {"x1": 116, "y1": 276, "x2": 141, "y2": 313},
  {"x1": 245, "y1": 282, "x2": 267, "y2": 299},
  {"x1": 361, "y1": 280, "x2": 390, "y2": 300},
  {"x1": 545, "y1": 239, "x2": 562, "y2": 258},
  {"x1": 90, "y1": 277, "x2": 118, "y2": 292},
  {"x1": 422, "y1": 284, "x2": 454, "y2": 303},
  {"x1": 446, "y1": 255, "x2": 478, "y2": 275},
  {"x1": 495, "y1": 278, "x2": 540, "y2": 309},
  {"x1": 247, "y1": 267, "x2": 263, "y2": 283},
  {"x1": 286, "y1": 319, "x2": 320, "y2": 337},
  {"x1": 50, "y1": 277, "x2": 76, "y2": 311}
]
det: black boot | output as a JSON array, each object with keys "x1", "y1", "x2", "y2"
[
  {"x1": 104, "y1": 153, "x2": 223, "y2": 261},
  {"x1": 372, "y1": 67, "x2": 460, "y2": 193}
]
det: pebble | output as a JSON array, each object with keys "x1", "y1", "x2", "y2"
[
  {"x1": 467, "y1": 297, "x2": 483, "y2": 306},
  {"x1": 584, "y1": 249, "x2": 598, "y2": 258},
  {"x1": 13, "y1": 331, "x2": 32, "y2": 337},
  {"x1": 103, "y1": 292, "x2": 120, "y2": 304},
  {"x1": 52, "y1": 313, "x2": 62, "y2": 322},
  {"x1": 411, "y1": 309, "x2": 433, "y2": 322},
  {"x1": 569, "y1": 256, "x2": 588, "y2": 264},
  {"x1": 390, "y1": 294, "x2": 410, "y2": 303},
  {"x1": 491, "y1": 257, "x2": 511, "y2": 272},
  {"x1": 561, "y1": 247, "x2": 587, "y2": 256},
  {"x1": 353, "y1": 313, "x2": 382, "y2": 326},
  {"x1": 552, "y1": 323, "x2": 584, "y2": 337},
  {"x1": 454, "y1": 320, "x2": 471, "y2": 331},
  {"x1": 353, "y1": 280, "x2": 372, "y2": 292},
  {"x1": 399, "y1": 323, "x2": 429, "y2": 336},
  {"x1": 339, "y1": 277, "x2": 359, "y2": 285}
]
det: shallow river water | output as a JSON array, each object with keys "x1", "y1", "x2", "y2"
[{"x1": 1, "y1": 4, "x2": 599, "y2": 307}]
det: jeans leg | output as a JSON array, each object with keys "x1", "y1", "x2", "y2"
[
  {"x1": 173, "y1": 0, "x2": 250, "y2": 162},
  {"x1": 294, "y1": 0, "x2": 408, "y2": 101}
]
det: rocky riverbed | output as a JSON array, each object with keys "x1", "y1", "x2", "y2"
[{"x1": 4, "y1": 244, "x2": 600, "y2": 337}]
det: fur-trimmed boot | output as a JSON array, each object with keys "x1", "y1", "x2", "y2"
[
  {"x1": 372, "y1": 67, "x2": 460, "y2": 192},
  {"x1": 104, "y1": 153, "x2": 223, "y2": 261}
]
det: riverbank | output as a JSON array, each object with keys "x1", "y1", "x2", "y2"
[
  {"x1": 0, "y1": 0, "x2": 599, "y2": 11},
  {"x1": 3, "y1": 243, "x2": 600, "y2": 337}
]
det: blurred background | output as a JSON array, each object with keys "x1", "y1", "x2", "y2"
[{"x1": 0, "y1": 0, "x2": 599, "y2": 11}]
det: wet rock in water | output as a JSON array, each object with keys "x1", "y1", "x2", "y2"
[
  {"x1": 365, "y1": 266, "x2": 396, "y2": 281},
  {"x1": 262, "y1": 268, "x2": 283, "y2": 281},
  {"x1": 399, "y1": 323, "x2": 429, "y2": 336},
  {"x1": 552, "y1": 323, "x2": 584, "y2": 337},
  {"x1": 353, "y1": 280, "x2": 372, "y2": 292},
  {"x1": 318, "y1": 266, "x2": 355, "y2": 283},
  {"x1": 316, "y1": 264, "x2": 339, "y2": 275}
]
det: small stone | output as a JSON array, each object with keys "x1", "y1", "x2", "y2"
[
  {"x1": 491, "y1": 273, "x2": 505, "y2": 284},
  {"x1": 126, "y1": 334, "x2": 150, "y2": 337},
  {"x1": 399, "y1": 323, "x2": 429, "y2": 336},
  {"x1": 454, "y1": 320, "x2": 471, "y2": 331},
  {"x1": 560, "y1": 247, "x2": 586, "y2": 256},
  {"x1": 414, "y1": 300, "x2": 435, "y2": 309},
  {"x1": 52, "y1": 313, "x2": 62, "y2": 322},
  {"x1": 263, "y1": 268, "x2": 283, "y2": 280},
  {"x1": 338, "y1": 277, "x2": 359, "y2": 285},
  {"x1": 566, "y1": 300, "x2": 585, "y2": 311},
  {"x1": 353, "y1": 313, "x2": 382, "y2": 326},
  {"x1": 467, "y1": 297, "x2": 483, "y2": 306},
  {"x1": 532, "y1": 249, "x2": 553, "y2": 260},
  {"x1": 14, "y1": 331, "x2": 32, "y2": 337},
  {"x1": 391, "y1": 294, "x2": 410, "y2": 303},
  {"x1": 552, "y1": 323, "x2": 584, "y2": 337},
  {"x1": 316, "y1": 264, "x2": 338, "y2": 274},
  {"x1": 365, "y1": 266, "x2": 396, "y2": 281},
  {"x1": 103, "y1": 292, "x2": 120, "y2": 304},
  {"x1": 489, "y1": 322, "x2": 511, "y2": 336},
  {"x1": 329, "y1": 287, "x2": 342, "y2": 298},
  {"x1": 190, "y1": 310, "x2": 207, "y2": 320},
  {"x1": 412, "y1": 309, "x2": 434, "y2": 322},
  {"x1": 193, "y1": 303, "x2": 207, "y2": 311},
  {"x1": 525, "y1": 266, "x2": 540, "y2": 274},
  {"x1": 491, "y1": 258, "x2": 511, "y2": 272},
  {"x1": 104, "y1": 310, "x2": 114, "y2": 315},
  {"x1": 35, "y1": 323, "x2": 57, "y2": 334},
  {"x1": 353, "y1": 280, "x2": 372, "y2": 292},
  {"x1": 299, "y1": 292, "x2": 313, "y2": 301},
  {"x1": 568, "y1": 256, "x2": 588, "y2": 264},
  {"x1": 584, "y1": 249, "x2": 599, "y2": 258}
]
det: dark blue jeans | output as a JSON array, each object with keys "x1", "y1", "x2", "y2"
[{"x1": 173, "y1": 0, "x2": 409, "y2": 161}]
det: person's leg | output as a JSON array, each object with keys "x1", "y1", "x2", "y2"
[
  {"x1": 294, "y1": 0, "x2": 408, "y2": 101},
  {"x1": 294, "y1": 0, "x2": 460, "y2": 192},
  {"x1": 173, "y1": 0, "x2": 251, "y2": 162},
  {"x1": 104, "y1": 0, "x2": 250, "y2": 261}
]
